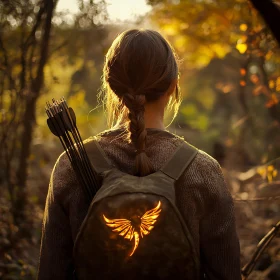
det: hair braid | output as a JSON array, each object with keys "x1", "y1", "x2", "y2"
[
  {"x1": 122, "y1": 91, "x2": 154, "y2": 176},
  {"x1": 102, "y1": 29, "x2": 181, "y2": 176}
]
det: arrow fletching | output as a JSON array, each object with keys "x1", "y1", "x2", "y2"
[{"x1": 45, "y1": 97, "x2": 99, "y2": 202}]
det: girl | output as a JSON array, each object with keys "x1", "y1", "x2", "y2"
[{"x1": 38, "y1": 29, "x2": 241, "y2": 279}]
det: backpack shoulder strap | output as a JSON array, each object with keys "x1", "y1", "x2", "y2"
[
  {"x1": 84, "y1": 137, "x2": 112, "y2": 174},
  {"x1": 160, "y1": 141, "x2": 198, "y2": 181}
]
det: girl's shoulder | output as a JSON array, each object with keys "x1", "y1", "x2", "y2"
[
  {"x1": 55, "y1": 127, "x2": 220, "y2": 184},
  {"x1": 93, "y1": 127, "x2": 185, "y2": 142}
]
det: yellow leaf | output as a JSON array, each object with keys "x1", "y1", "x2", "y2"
[
  {"x1": 266, "y1": 51, "x2": 273, "y2": 60},
  {"x1": 269, "y1": 80, "x2": 275, "y2": 89},
  {"x1": 236, "y1": 43, "x2": 247, "y2": 54},
  {"x1": 257, "y1": 167, "x2": 266, "y2": 179},
  {"x1": 163, "y1": 25, "x2": 177, "y2": 36},
  {"x1": 266, "y1": 165, "x2": 278, "y2": 182},
  {"x1": 267, "y1": 165, "x2": 274, "y2": 172},
  {"x1": 240, "y1": 24, "x2": 248, "y2": 32},
  {"x1": 266, "y1": 94, "x2": 279, "y2": 108},
  {"x1": 276, "y1": 77, "x2": 280, "y2": 92},
  {"x1": 258, "y1": 165, "x2": 278, "y2": 182}
]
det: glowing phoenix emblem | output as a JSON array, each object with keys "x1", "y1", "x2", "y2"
[{"x1": 103, "y1": 201, "x2": 162, "y2": 257}]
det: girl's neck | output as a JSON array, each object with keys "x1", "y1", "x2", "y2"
[
  {"x1": 116, "y1": 99, "x2": 167, "y2": 130},
  {"x1": 144, "y1": 119, "x2": 165, "y2": 130},
  {"x1": 144, "y1": 101, "x2": 165, "y2": 130}
]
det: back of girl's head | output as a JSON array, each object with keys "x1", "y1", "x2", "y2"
[{"x1": 102, "y1": 29, "x2": 181, "y2": 176}]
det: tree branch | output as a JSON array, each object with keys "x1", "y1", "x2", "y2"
[{"x1": 250, "y1": 0, "x2": 280, "y2": 45}]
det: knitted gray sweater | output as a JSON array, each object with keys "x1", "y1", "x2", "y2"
[{"x1": 37, "y1": 128, "x2": 241, "y2": 280}]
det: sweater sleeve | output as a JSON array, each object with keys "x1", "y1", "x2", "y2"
[
  {"x1": 199, "y1": 157, "x2": 241, "y2": 280},
  {"x1": 37, "y1": 153, "x2": 75, "y2": 280}
]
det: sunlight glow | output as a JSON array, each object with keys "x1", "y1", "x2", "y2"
[{"x1": 56, "y1": 0, "x2": 151, "y2": 22}]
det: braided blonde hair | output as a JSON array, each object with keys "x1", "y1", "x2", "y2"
[{"x1": 101, "y1": 29, "x2": 181, "y2": 176}]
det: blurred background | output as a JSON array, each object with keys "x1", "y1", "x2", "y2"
[{"x1": 1, "y1": 0, "x2": 280, "y2": 279}]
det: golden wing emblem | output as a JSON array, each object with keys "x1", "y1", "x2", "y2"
[{"x1": 103, "y1": 201, "x2": 162, "y2": 257}]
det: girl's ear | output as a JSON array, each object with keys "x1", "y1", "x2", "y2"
[
  {"x1": 166, "y1": 79, "x2": 177, "y2": 97},
  {"x1": 162, "y1": 79, "x2": 177, "y2": 107}
]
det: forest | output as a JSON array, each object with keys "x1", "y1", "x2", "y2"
[{"x1": 0, "y1": 0, "x2": 280, "y2": 279}]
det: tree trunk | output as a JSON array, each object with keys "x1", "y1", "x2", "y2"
[
  {"x1": 250, "y1": 0, "x2": 280, "y2": 45},
  {"x1": 14, "y1": 0, "x2": 55, "y2": 232},
  {"x1": 235, "y1": 56, "x2": 253, "y2": 171}
]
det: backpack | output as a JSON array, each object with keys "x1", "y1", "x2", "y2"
[{"x1": 73, "y1": 137, "x2": 200, "y2": 280}]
